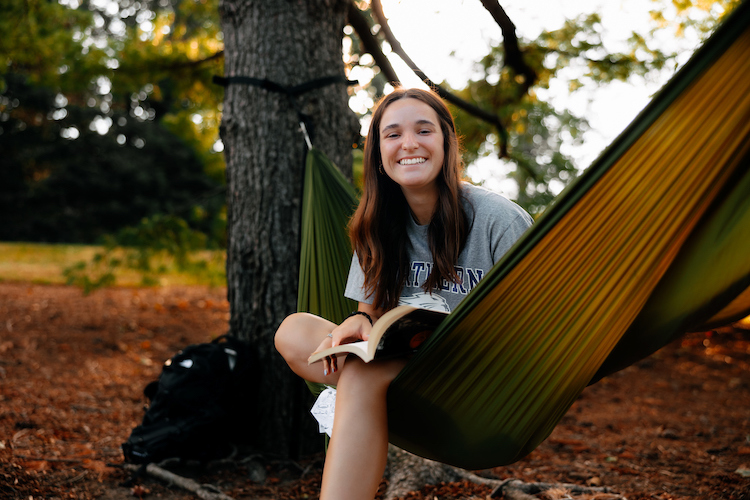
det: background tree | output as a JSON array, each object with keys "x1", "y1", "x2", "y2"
[
  {"x1": 0, "y1": 74, "x2": 223, "y2": 242},
  {"x1": 218, "y1": 0, "x2": 360, "y2": 456},
  {"x1": 0, "y1": 0, "x2": 226, "y2": 244}
]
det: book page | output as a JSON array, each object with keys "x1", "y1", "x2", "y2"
[
  {"x1": 338, "y1": 340, "x2": 369, "y2": 359},
  {"x1": 310, "y1": 339, "x2": 370, "y2": 363}
]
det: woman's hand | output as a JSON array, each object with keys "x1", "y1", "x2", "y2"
[
  {"x1": 313, "y1": 334, "x2": 335, "y2": 376},
  {"x1": 331, "y1": 313, "x2": 372, "y2": 346},
  {"x1": 319, "y1": 313, "x2": 374, "y2": 376}
]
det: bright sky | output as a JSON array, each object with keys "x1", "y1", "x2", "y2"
[{"x1": 370, "y1": 0, "x2": 705, "y2": 197}]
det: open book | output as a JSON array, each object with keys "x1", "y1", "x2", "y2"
[{"x1": 308, "y1": 305, "x2": 448, "y2": 364}]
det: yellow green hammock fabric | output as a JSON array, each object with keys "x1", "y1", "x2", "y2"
[{"x1": 297, "y1": 0, "x2": 750, "y2": 470}]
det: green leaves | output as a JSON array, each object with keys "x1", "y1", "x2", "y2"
[
  {"x1": 0, "y1": 0, "x2": 104, "y2": 91},
  {"x1": 2, "y1": 0, "x2": 226, "y2": 246}
]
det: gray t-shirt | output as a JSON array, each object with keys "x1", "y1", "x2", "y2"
[{"x1": 344, "y1": 183, "x2": 533, "y2": 312}]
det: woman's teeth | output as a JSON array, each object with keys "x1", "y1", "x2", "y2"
[{"x1": 399, "y1": 158, "x2": 426, "y2": 165}]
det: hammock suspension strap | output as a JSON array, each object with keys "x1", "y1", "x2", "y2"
[{"x1": 212, "y1": 75, "x2": 356, "y2": 149}]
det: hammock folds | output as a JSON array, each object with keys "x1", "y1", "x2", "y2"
[
  {"x1": 297, "y1": 0, "x2": 750, "y2": 471},
  {"x1": 297, "y1": 148, "x2": 358, "y2": 325}
]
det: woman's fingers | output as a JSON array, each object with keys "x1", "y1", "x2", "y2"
[
  {"x1": 322, "y1": 354, "x2": 339, "y2": 375},
  {"x1": 330, "y1": 315, "x2": 371, "y2": 346}
]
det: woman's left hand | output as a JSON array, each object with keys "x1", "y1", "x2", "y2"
[{"x1": 313, "y1": 335, "x2": 336, "y2": 376}]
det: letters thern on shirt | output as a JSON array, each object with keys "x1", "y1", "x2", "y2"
[{"x1": 345, "y1": 183, "x2": 533, "y2": 313}]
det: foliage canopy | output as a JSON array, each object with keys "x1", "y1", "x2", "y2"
[
  {"x1": 1, "y1": 0, "x2": 741, "y2": 242},
  {"x1": 1, "y1": 0, "x2": 225, "y2": 244}
]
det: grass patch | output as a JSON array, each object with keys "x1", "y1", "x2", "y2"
[{"x1": 0, "y1": 242, "x2": 226, "y2": 287}]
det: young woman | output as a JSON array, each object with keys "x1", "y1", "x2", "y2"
[{"x1": 275, "y1": 88, "x2": 533, "y2": 500}]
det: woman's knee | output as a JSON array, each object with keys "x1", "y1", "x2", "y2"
[
  {"x1": 275, "y1": 312, "x2": 333, "y2": 362},
  {"x1": 274, "y1": 312, "x2": 307, "y2": 358}
]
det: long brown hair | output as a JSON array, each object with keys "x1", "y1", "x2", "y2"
[{"x1": 349, "y1": 88, "x2": 471, "y2": 310}]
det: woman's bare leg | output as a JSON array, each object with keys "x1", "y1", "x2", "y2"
[
  {"x1": 320, "y1": 357, "x2": 406, "y2": 500},
  {"x1": 275, "y1": 312, "x2": 405, "y2": 500}
]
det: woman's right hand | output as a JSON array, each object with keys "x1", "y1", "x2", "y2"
[
  {"x1": 319, "y1": 313, "x2": 373, "y2": 376},
  {"x1": 330, "y1": 313, "x2": 372, "y2": 346}
]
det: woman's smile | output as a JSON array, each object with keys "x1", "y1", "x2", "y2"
[{"x1": 399, "y1": 157, "x2": 427, "y2": 165}]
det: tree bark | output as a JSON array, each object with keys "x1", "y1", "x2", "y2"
[{"x1": 219, "y1": 0, "x2": 359, "y2": 457}]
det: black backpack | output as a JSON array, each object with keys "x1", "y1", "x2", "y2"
[{"x1": 122, "y1": 334, "x2": 258, "y2": 464}]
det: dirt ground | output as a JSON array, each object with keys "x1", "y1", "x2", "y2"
[{"x1": 1, "y1": 282, "x2": 749, "y2": 500}]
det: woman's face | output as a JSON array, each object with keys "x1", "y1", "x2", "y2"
[{"x1": 378, "y1": 98, "x2": 445, "y2": 194}]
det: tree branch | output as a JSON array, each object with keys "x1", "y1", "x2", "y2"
[
  {"x1": 346, "y1": 3, "x2": 400, "y2": 85},
  {"x1": 167, "y1": 50, "x2": 224, "y2": 70},
  {"x1": 369, "y1": 0, "x2": 509, "y2": 158},
  {"x1": 478, "y1": 0, "x2": 537, "y2": 95},
  {"x1": 123, "y1": 463, "x2": 235, "y2": 500}
]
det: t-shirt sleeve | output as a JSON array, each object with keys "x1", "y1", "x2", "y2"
[
  {"x1": 492, "y1": 211, "x2": 534, "y2": 263},
  {"x1": 466, "y1": 184, "x2": 533, "y2": 264},
  {"x1": 344, "y1": 252, "x2": 374, "y2": 304}
]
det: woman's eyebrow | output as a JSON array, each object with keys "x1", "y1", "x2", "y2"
[{"x1": 381, "y1": 119, "x2": 436, "y2": 132}]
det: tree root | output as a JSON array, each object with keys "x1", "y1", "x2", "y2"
[
  {"x1": 384, "y1": 446, "x2": 626, "y2": 500},
  {"x1": 490, "y1": 478, "x2": 626, "y2": 500}
]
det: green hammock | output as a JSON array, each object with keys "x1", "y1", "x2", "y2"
[
  {"x1": 297, "y1": 147, "x2": 359, "y2": 326},
  {"x1": 297, "y1": 0, "x2": 750, "y2": 470}
]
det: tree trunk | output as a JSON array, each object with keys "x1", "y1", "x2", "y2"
[{"x1": 219, "y1": 0, "x2": 359, "y2": 457}]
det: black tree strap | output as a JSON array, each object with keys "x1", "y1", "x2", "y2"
[
  {"x1": 212, "y1": 75, "x2": 356, "y2": 148},
  {"x1": 212, "y1": 75, "x2": 355, "y2": 96}
]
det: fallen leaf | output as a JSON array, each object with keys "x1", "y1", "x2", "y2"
[
  {"x1": 20, "y1": 460, "x2": 48, "y2": 471},
  {"x1": 131, "y1": 484, "x2": 151, "y2": 497},
  {"x1": 82, "y1": 459, "x2": 108, "y2": 473}
]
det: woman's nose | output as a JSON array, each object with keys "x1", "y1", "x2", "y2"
[{"x1": 401, "y1": 132, "x2": 418, "y2": 150}]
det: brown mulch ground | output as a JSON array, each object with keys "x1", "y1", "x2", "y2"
[{"x1": 1, "y1": 282, "x2": 749, "y2": 500}]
